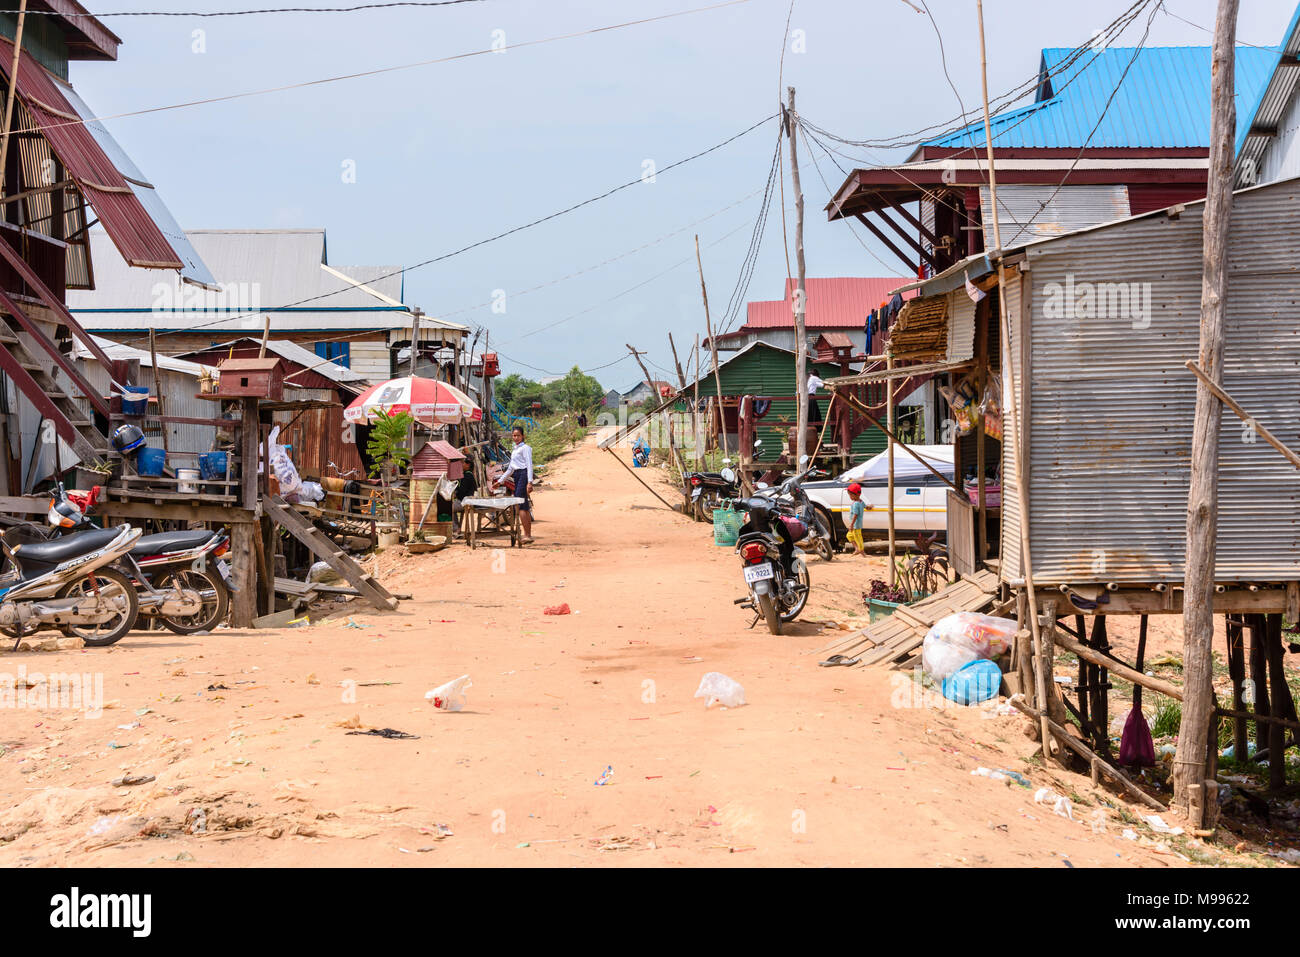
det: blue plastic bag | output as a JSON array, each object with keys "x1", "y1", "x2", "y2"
[{"x1": 941, "y1": 659, "x2": 1003, "y2": 706}]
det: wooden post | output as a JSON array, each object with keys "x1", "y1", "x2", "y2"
[
  {"x1": 0, "y1": 0, "x2": 27, "y2": 198},
  {"x1": 977, "y1": 0, "x2": 1047, "y2": 756},
  {"x1": 230, "y1": 520, "x2": 257, "y2": 628},
  {"x1": 148, "y1": 328, "x2": 168, "y2": 454},
  {"x1": 692, "y1": 335, "x2": 702, "y2": 467},
  {"x1": 258, "y1": 313, "x2": 271, "y2": 358},
  {"x1": 887, "y1": 354, "x2": 896, "y2": 585},
  {"x1": 1225, "y1": 616, "x2": 1248, "y2": 763},
  {"x1": 785, "y1": 87, "x2": 809, "y2": 466},
  {"x1": 1250, "y1": 614, "x2": 1271, "y2": 758},
  {"x1": 1267, "y1": 613, "x2": 1287, "y2": 790},
  {"x1": 696, "y1": 235, "x2": 728, "y2": 462},
  {"x1": 1175, "y1": 0, "x2": 1238, "y2": 823}
]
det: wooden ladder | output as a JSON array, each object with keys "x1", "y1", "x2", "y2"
[
  {"x1": 263, "y1": 494, "x2": 399, "y2": 612},
  {"x1": 0, "y1": 322, "x2": 104, "y2": 462}
]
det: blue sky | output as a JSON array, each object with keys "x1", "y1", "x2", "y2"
[{"x1": 70, "y1": 0, "x2": 1296, "y2": 389}]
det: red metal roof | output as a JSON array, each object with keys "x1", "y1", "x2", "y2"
[
  {"x1": 742, "y1": 277, "x2": 912, "y2": 330},
  {"x1": 0, "y1": 36, "x2": 182, "y2": 271}
]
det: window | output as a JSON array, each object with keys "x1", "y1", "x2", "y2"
[{"x1": 315, "y1": 341, "x2": 350, "y2": 368}]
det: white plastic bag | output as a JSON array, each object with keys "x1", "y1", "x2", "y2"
[
  {"x1": 425, "y1": 675, "x2": 472, "y2": 712},
  {"x1": 921, "y1": 611, "x2": 1016, "y2": 681},
  {"x1": 694, "y1": 672, "x2": 746, "y2": 708},
  {"x1": 266, "y1": 425, "x2": 303, "y2": 499}
]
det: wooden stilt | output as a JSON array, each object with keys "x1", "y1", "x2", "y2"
[
  {"x1": 1250, "y1": 613, "x2": 1271, "y2": 760},
  {"x1": 1267, "y1": 613, "x2": 1289, "y2": 791},
  {"x1": 1226, "y1": 614, "x2": 1249, "y2": 762}
]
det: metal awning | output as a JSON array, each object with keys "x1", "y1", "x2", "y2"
[{"x1": 0, "y1": 36, "x2": 195, "y2": 276}]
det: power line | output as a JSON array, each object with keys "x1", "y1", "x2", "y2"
[
  {"x1": 15, "y1": 0, "x2": 757, "y2": 138},
  {"x1": 124, "y1": 112, "x2": 778, "y2": 347},
  {"x1": 1, "y1": 1, "x2": 487, "y2": 15}
]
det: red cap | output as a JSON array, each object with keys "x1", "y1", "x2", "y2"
[{"x1": 847, "y1": 482, "x2": 862, "y2": 496}]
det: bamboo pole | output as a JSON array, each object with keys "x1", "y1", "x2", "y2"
[
  {"x1": 697, "y1": 235, "x2": 728, "y2": 462},
  {"x1": 0, "y1": 0, "x2": 27, "y2": 199},
  {"x1": 887, "y1": 354, "x2": 896, "y2": 584},
  {"x1": 1176, "y1": 0, "x2": 1239, "y2": 826},
  {"x1": 1185, "y1": 360, "x2": 1300, "y2": 469}
]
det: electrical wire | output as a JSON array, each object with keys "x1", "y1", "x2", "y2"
[
  {"x1": 123, "y1": 112, "x2": 778, "y2": 347},
  {"x1": 2, "y1": 1, "x2": 487, "y2": 15},
  {"x1": 14, "y1": 0, "x2": 757, "y2": 138}
]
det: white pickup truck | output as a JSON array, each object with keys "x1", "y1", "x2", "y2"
[{"x1": 757, "y1": 445, "x2": 956, "y2": 546}]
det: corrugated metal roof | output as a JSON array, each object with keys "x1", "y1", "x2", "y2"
[
  {"x1": 53, "y1": 77, "x2": 217, "y2": 289},
  {"x1": 0, "y1": 35, "x2": 187, "y2": 271},
  {"x1": 180, "y1": 336, "x2": 368, "y2": 384},
  {"x1": 742, "y1": 277, "x2": 911, "y2": 330},
  {"x1": 68, "y1": 229, "x2": 437, "y2": 333},
  {"x1": 925, "y1": 45, "x2": 1279, "y2": 151},
  {"x1": 1235, "y1": 2, "x2": 1300, "y2": 185}
]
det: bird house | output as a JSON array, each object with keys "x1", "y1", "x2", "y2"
[
  {"x1": 215, "y1": 357, "x2": 285, "y2": 401},
  {"x1": 412, "y1": 439, "x2": 466, "y2": 481},
  {"x1": 481, "y1": 352, "x2": 500, "y2": 377}
]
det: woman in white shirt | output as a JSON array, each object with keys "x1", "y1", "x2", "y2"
[
  {"x1": 806, "y1": 369, "x2": 824, "y2": 424},
  {"x1": 495, "y1": 425, "x2": 535, "y2": 543}
]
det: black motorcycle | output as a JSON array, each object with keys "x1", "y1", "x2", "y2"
[
  {"x1": 731, "y1": 468, "x2": 814, "y2": 635},
  {"x1": 685, "y1": 465, "x2": 740, "y2": 521}
]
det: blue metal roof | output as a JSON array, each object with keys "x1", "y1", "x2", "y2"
[{"x1": 924, "y1": 45, "x2": 1279, "y2": 151}]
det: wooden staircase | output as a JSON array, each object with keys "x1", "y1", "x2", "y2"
[{"x1": 263, "y1": 494, "x2": 399, "y2": 612}]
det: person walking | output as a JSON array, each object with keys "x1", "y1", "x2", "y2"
[{"x1": 495, "y1": 425, "x2": 535, "y2": 543}]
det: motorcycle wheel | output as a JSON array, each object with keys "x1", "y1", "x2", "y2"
[
  {"x1": 781, "y1": 561, "x2": 812, "y2": 622},
  {"x1": 813, "y1": 507, "x2": 835, "y2": 562},
  {"x1": 154, "y1": 567, "x2": 230, "y2": 635},
  {"x1": 57, "y1": 567, "x2": 139, "y2": 647},
  {"x1": 757, "y1": 591, "x2": 782, "y2": 635}
]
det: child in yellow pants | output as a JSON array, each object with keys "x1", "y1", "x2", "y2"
[{"x1": 846, "y1": 482, "x2": 869, "y2": 557}]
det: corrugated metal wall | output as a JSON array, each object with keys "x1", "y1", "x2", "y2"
[
  {"x1": 1260, "y1": 85, "x2": 1300, "y2": 186},
  {"x1": 982, "y1": 185, "x2": 1131, "y2": 248},
  {"x1": 999, "y1": 269, "x2": 1025, "y2": 582},
  {"x1": 1011, "y1": 178, "x2": 1300, "y2": 584}
]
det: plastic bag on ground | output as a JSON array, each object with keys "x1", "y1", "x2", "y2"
[
  {"x1": 694, "y1": 672, "x2": 746, "y2": 708},
  {"x1": 922, "y1": 611, "x2": 1016, "y2": 681},
  {"x1": 425, "y1": 675, "x2": 472, "y2": 712},
  {"x1": 941, "y1": 658, "x2": 1003, "y2": 705}
]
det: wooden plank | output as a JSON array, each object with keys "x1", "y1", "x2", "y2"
[{"x1": 264, "y1": 494, "x2": 397, "y2": 611}]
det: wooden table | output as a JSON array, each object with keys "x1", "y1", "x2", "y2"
[{"x1": 461, "y1": 497, "x2": 526, "y2": 548}]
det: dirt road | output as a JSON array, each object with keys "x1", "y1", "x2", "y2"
[{"x1": 0, "y1": 437, "x2": 1210, "y2": 867}]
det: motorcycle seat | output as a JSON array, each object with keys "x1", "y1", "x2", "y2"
[
  {"x1": 131, "y1": 529, "x2": 216, "y2": 556},
  {"x1": 13, "y1": 528, "x2": 122, "y2": 565}
]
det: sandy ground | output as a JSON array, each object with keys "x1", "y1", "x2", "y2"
[{"x1": 0, "y1": 436, "x2": 1248, "y2": 868}]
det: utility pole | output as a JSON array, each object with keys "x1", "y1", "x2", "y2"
[
  {"x1": 1175, "y1": 0, "x2": 1239, "y2": 828},
  {"x1": 785, "y1": 87, "x2": 809, "y2": 467},
  {"x1": 697, "y1": 235, "x2": 729, "y2": 463},
  {"x1": 668, "y1": 332, "x2": 687, "y2": 390},
  {"x1": 410, "y1": 307, "x2": 423, "y2": 378}
]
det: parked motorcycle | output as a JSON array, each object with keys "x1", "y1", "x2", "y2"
[
  {"x1": 751, "y1": 470, "x2": 836, "y2": 562},
  {"x1": 41, "y1": 485, "x2": 232, "y2": 635},
  {"x1": 730, "y1": 466, "x2": 815, "y2": 635},
  {"x1": 685, "y1": 463, "x2": 740, "y2": 521},
  {"x1": 0, "y1": 521, "x2": 142, "y2": 648}
]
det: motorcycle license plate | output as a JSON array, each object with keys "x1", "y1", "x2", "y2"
[
  {"x1": 217, "y1": 558, "x2": 232, "y2": 583},
  {"x1": 691, "y1": 488, "x2": 702, "y2": 500},
  {"x1": 743, "y1": 563, "x2": 774, "y2": 583}
]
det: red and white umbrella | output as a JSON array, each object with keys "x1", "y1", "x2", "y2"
[{"x1": 344, "y1": 376, "x2": 482, "y2": 425}]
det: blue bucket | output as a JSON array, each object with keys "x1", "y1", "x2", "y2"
[
  {"x1": 137, "y1": 446, "x2": 166, "y2": 477},
  {"x1": 198, "y1": 451, "x2": 228, "y2": 480},
  {"x1": 121, "y1": 386, "x2": 149, "y2": 416}
]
